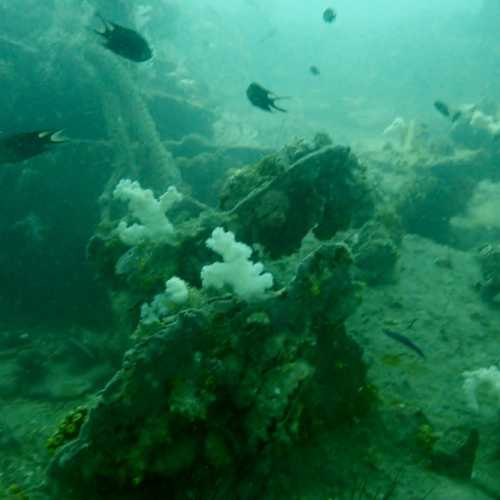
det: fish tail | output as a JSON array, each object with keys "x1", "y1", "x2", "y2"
[
  {"x1": 271, "y1": 101, "x2": 287, "y2": 113},
  {"x1": 37, "y1": 129, "x2": 67, "y2": 144},
  {"x1": 48, "y1": 129, "x2": 68, "y2": 143},
  {"x1": 271, "y1": 95, "x2": 292, "y2": 112},
  {"x1": 94, "y1": 11, "x2": 112, "y2": 31},
  {"x1": 87, "y1": 26, "x2": 104, "y2": 37},
  {"x1": 87, "y1": 12, "x2": 109, "y2": 37}
]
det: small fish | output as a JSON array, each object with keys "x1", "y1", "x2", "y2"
[
  {"x1": 433, "y1": 100, "x2": 461, "y2": 123},
  {"x1": 323, "y1": 7, "x2": 337, "y2": 24},
  {"x1": 246, "y1": 82, "x2": 288, "y2": 112},
  {"x1": 93, "y1": 13, "x2": 153, "y2": 62},
  {"x1": 309, "y1": 65, "x2": 320, "y2": 76},
  {"x1": 383, "y1": 329, "x2": 425, "y2": 359},
  {"x1": 0, "y1": 129, "x2": 66, "y2": 165}
]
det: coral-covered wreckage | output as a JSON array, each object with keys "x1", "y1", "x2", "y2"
[
  {"x1": 397, "y1": 101, "x2": 500, "y2": 246},
  {"x1": 47, "y1": 136, "x2": 381, "y2": 499}
]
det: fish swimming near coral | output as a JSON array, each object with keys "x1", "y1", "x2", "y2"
[
  {"x1": 0, "y1": 129, "x2": 66, "y2": 165},
  {"x1": 433, "y1": 100, "x2": 462, "y2": 123},
  {"x1": 383, "y1": 329, "x2": 425, "y2": 359},
  {"x1": 92, "y1": 13, "x2": 153, "y2": 62},
  {"x1": 246, "y1": 82, "x2": 288, "y2": 112}
]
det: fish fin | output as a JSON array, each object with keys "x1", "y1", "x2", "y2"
[
  {"x1": 93, "y1": 12, "x2": 114, "y2": 33},
  {"x1": 451, "y1": 111, "x2": 462, "y2": 123},
  {"x1": 95, "y1": 11, "x2": 107, "y2": 26},
  {"x1": 88, "y1": 27, "x2": 101, "y2": 35},
  {"x1": 88, "y1": 27, "x2": 109, "y2": 40},
  {"x1": 48, "y1": 129, "x2": 68, "y2": 143},
  {"x1": 271, "y1": 96, "x2": 290, "y2": 112},
  {"x1": 37, "y1": 129, "x2": 68, "y2": 143},
  {"x1": 271, "y1": 103, "x2": 287, "y2": 113},
  {"x1": 87, "y1": 14, "x2": 109, "y2": 38}
]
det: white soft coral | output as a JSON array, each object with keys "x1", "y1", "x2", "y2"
[
  {"x1": 201, "y1": 227, "x2": 273, "y2": 302},
  {"x1": 113, "y1": 179, "x2": 182, "y2": 245},
  {"x1": 141, "y1": 276, "x2": 189, "y2": 324},
  {"x1": 470, "y1": 110, "x2": 500, "y2": 137},
  {"x1": 463, "y1": 365, "x2": 500, "y2": 414}
]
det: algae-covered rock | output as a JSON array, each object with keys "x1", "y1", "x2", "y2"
[
  {"x1": 352, "y1": 221, "x2": 400, "y2": 285},
  {"x1": 46, "y1": 406, "x2": 88, "y2": 456},
  {"x1": 397, "y1": 141, "x2": 500, "y2": 247},
  {"x1": 88, "y1": 135, "x2": 374, "y2": 332},
  {"x1": 430, "y1": 426, "x2": 479, "y2": 480},
  {"x1": 47, "y1": 243, "x2": 371, "y2": 500},
  {"x1": 398, "y1": 154, "x2": 479, "y2": 244},
  {"x1": 222, "y1": 136, "x2": 374, "y2": 258},
  {"x1": 146, "y1": 92, "x2": 215, "y2": 141},
  {"x1": 176, "y1": 152, "x2": 236, "y2": 207},
  {"x1": 176, "y1": 143, "x2": 273, "y2": 207},
  {"x1": 477, "y1": 243, "x2": 500, "y2": 302}
]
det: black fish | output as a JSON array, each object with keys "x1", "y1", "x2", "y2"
[
  {"x1": 93, "y1": 13, "x2": 152, "y2": 62},
  {"x1": 433, "y1": 100, "x2": 461, "y2": 123},
  {"x1": 0, "y1": 129, "x2": 66, "y2": 165},
  {"x1": 246, "y1": 82, "x2": 287, "y2": 112},
  {"x1": 309, "y1": 65, "x2": 320, "y2": 76},
  {"x1": 383, "y1": 329, "x2": 425, "y2": 358},
  {"x1": 323, "y1": 7, "x2": 337, "y2": 23}
]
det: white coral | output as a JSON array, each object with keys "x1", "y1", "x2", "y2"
[
  {"x1": 140, "y1": 276, "x2": 189, "y2": 324},
  {"x1": 201, "y1": 227, "x2": 273, "y2": 302},
  {"x1": 383, "y1": 117, "x2": 407, "y2": 137},
  {"x1": 470, "y1": 110, "x2": 500, "y2": 137},
  {"x1": 113, "y1": 179, "x2": 182, "y2": 245},
  {"x1": 463, "y1": 365, "x2": 500, "y2": 414}
]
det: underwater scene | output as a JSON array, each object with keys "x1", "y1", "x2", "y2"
[{"x1": 1, "y1": 0, "x2": 500, "y2": 498}]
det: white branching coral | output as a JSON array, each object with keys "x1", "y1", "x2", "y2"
[
  {"x1": 201, "y1": 227, "x2": 273, "y2": 302},
  {"x1": 113, "y1": 179, "x2": 182, "y2": 245}
]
